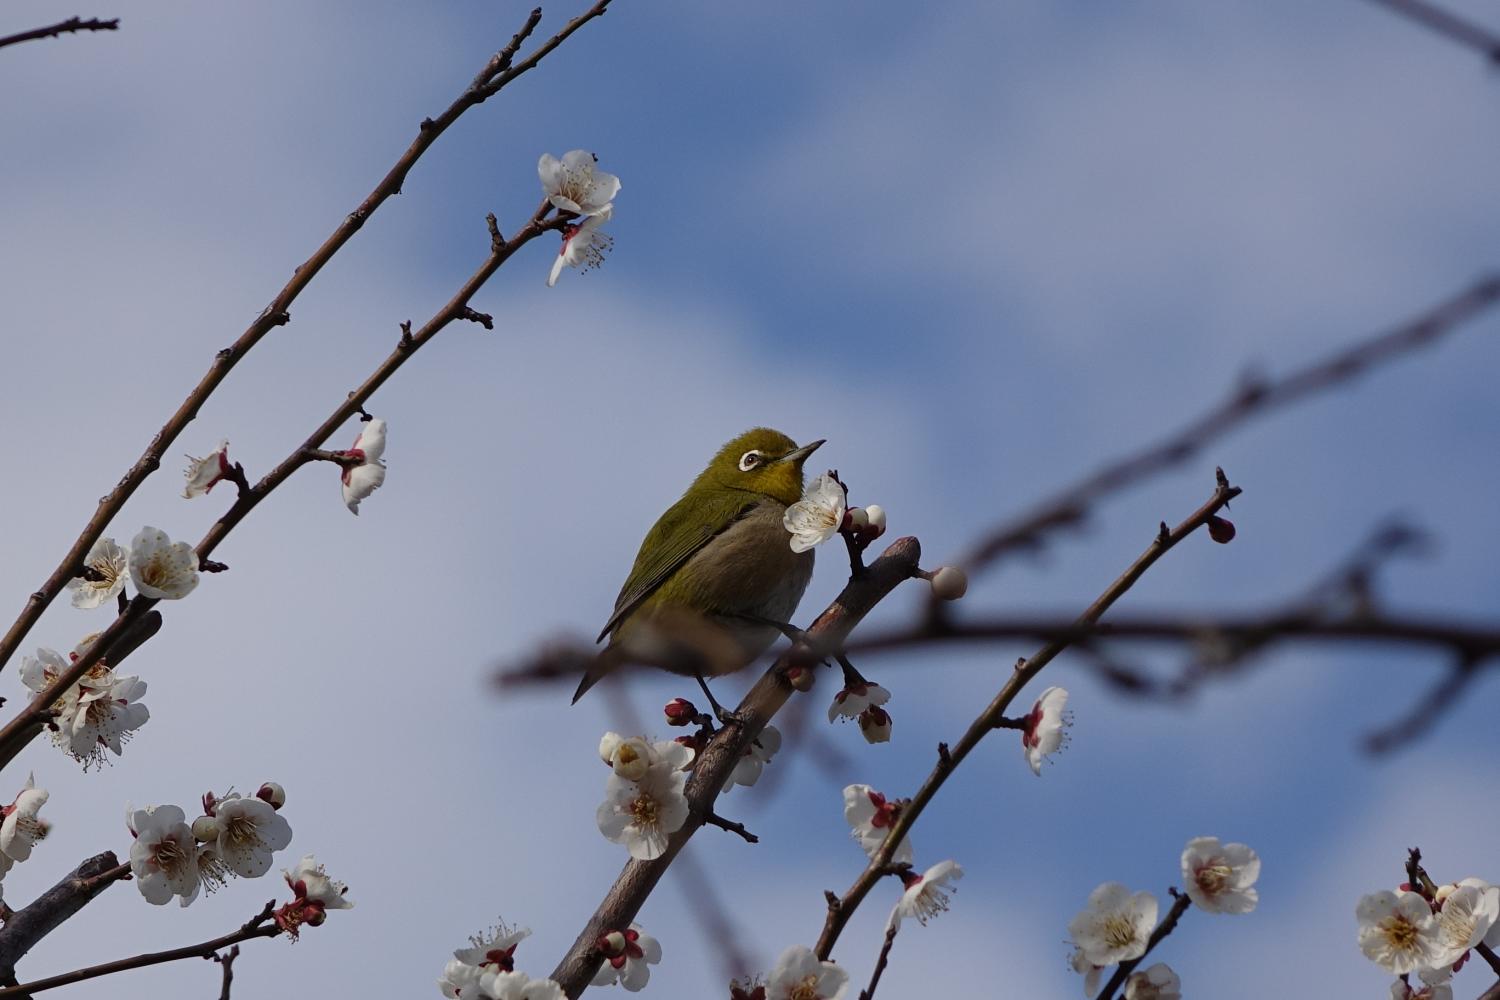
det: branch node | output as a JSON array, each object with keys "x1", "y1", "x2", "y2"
[
  {"x1": 458, "y1": 306, "x2": 495, "y2": 330},
  {"x1": 703, "y1": 812, "x2": 758, "y2": 844}
]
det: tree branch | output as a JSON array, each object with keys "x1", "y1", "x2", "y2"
[
  {"x1": 0, "y1": 17, "x2": 118, "y2": 51},
  {"x1": 0, "y1": 0, "x2": 613, "y2": 679},
  {"x1": 816, "y1": 476, "x2": 1237, "y2": 960},
  {"x1": 0, "y1": 903, "x2": 278, "y2": 997},
  {"x1": 954, "y1": 276, "x2": 1500, "y2": 581},
  {"x1": 0, "y1": 852, "x2": 126, "y2": 982},
  {"x1": 1363, "y1": 0, "x2": 1500, "y2": 63},
  {"x1": 547, "y1": 536, "x2": 922, "y2": 996}
]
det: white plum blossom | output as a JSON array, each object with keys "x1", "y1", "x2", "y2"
[
  {"x1": 1068, "y1": 882, "x2": 1159, "y2": 966},
  {"x1": 1357, "y1": 890, "x2": 1444, "y2": 974},
  {"x1": 182, "y1": 439, "x2": 233, "y2": 498},
  {"x1": 1124, "y1": 963, "x2": 1182, "y2": 1000},
  {"x1": 441, "y1": 959, "x2": 487, "y2": 999},
  {"x1": 723, "y1": 725, "x2": 781, "y2": 792},
  {"x1": 128, "y1": 804, "x2": 201, "y2": 905},
  {"x1": 765, "y1": 945, "x2": 849, "y2": 1000},
  {"x1": 19, "y1": 646, "x2": 68, "y2": 693},
  {"x1": 66, "y1": 537, "x2": 130, "y2": 609},
  {"x1": 478, "y1": 970, "x2": 566, "y2": 1000},
  {"x1": 1180, "y1": 836, "x2": 1260, "y2": 914},
  {"x1": 591, "y1": 923, "x2": 661, "y2": 991},
  {"x1": 0, "y1": 774, "x2": 50, "y2": 863},
  {"x1": 341, "y1": 418, "x2": 388, "y2": 515},
  {"x1": 214, "y1": 794, "x2": 293, "y2": 877},
  {"x1": 597, "y1": 747, "x2": 692, "y2": 861},
  {"x1": 128, "y1": 526, "x2": 199, "y2": 600},
  {"x1": 842, "y1": 784, "x2": 913, "y2": 865},
  {"x1": 1429, "y1": 880, "x2": 1499, "y2": 968},
  {"x1": 55, "y1": 673, "x2": 149, "y2": 767},
  {"x1": 599, "y1": 732, "x2": 656, "y2": 781},
  {"x1": 1069, "y1": 948, "x2": 1103, "y2": 997},
  {"x1": 455, "y1": 921, "x2": 532, "y2": 974},
  {"x1": 890, "y1": 860, "x2": 963, "y2": 929},
  {"x1": 784, "y1": 473, "x2": 846, "y2": 554},
  {"x1": 547, "y1": 205, "x2": 613, "y2": 287},
  {"x1": 537, "y1": 150, "x2": 620, "y2": 216},
  {"x1": 827, "y1": 682, "x2": 889, "y2": 724},
  {"x1": 1021, "y1": 685, "x2": 1071, "y2": 776},
  {"x1": 858, "y1": 705, "x2": 892, "y2": 743},
  {"x1": 283, "y1": 854, "x2": 353, "y2": 911},
  {"x1": 1391, "y1": 981, "x2": 1453, "y2": 1000}
]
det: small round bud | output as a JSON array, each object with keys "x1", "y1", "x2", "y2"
[
  {"x1": 785, "y1": 664, "x2": 816, "y2": 692},
  {"x1": 303, "y1": 902, "x2": 327, "y2": 927},
  {"x1": 864, "y1": 504, "x2": 886, "y2": 533},
  {"x1": 929, "y1": 566, "x2": 968, "y2": 601},
  {"x1": 859, "y1": 706, "x2": 892, "y2": 744},
  {"x1": 847, "y1": 507, "x2": 869, "y2": 531},
  {"x1": 191, "y1": 816, "x2": 220, "y2": 842},
  {"x1": 257, "y1": 781, "x2": 287, "y2": 810},
  {"x1": 201, "y1": 790, "x2": 218, "y2": 817},
  {"x1": 1208, "y1": 516, "x2": 1236, "y2": 544},
  {"x1": 611, "y1": 739, "x2": 651, "y2": 781},
  {"x1": 597, "y1": 930, "x2": 628, "y2": 957},
  {"x1": 664, "y1": 698, "x2": 697, "y2": 726},
  {"x1": 1435, "y1": 883, "x2": 1457, "y2": 904}
]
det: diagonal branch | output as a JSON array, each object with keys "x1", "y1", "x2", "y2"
[
  {"x1": 0, "y1": 0, "x2": 612, "y2": 678},
  {"x1": 0, "y1": 17, "x2": 119, "y2": 51},
  {"x1": 547, "y1": 536, "x2": 923, "y2": 997},
  {"x1": 1093, "y1": 891, "x2": 1193, "y2": 1000},
  {"x1": 1363, "y1": 0, "x2": 1500, "y2": 63},
  {"x1": 0, "y1": 902, "x2": 278, "y2": 997},
  {"x1": 955, "y1": 276, "x2": 1500, "y2": 581},
  {"x1": 0, "y1": 852, "x2": 128, "y2": 982},
  {"x1": 815, "y1": 474, "x2": 1239, "y2": 960}
]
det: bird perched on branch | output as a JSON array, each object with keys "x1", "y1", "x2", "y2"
[{"x1": 572, "y1": 428, "x2": 824, "y2": 707}]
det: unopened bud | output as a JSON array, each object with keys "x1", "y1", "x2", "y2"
[
  {"x1": 864, "y1": 505, "x2": 886, "y2": 533},
  {"x1": 785, "y1": 664, "x2": 816, "y2": 692},
  {"x1": 257, "y1": 781, "x2": 286, "y2": 810},
  {"x1": 611, "y1": 739, "x2": 651, "y2": 782},
  {"x1": 929, "y1": 566, "x2": 968, "y2": 601},
  {"x1": 192, "y1": 816, "x2": 220, "y2": 842},
  {"x1": 847, "y1": 508, "x2": 869, "y2": 531},
  {"x1": 663, "y1": 698, "x2": 697, "y2": 726},
  {"x1": 859, "y1": 706, "x2": 893, "y2": 744},
  {"x1": 1435, "y1": 883, "x2": 1457, "y2": 904},
  {"x1": 1207, "y1": 516, "x2": 1236, "y2": 544},
  {"x1": 303, "y1": 902, "x2": 327, "y2": 927},
  {"x1": 201, "y1": 790, "x2": 218, "y2": 817},
  {"x1": 597, "y1": 930, "x2": 628, "y2": 956}
]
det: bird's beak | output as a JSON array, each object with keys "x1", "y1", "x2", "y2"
[{"x1": 777, "y1": 439, "x2": 825, "y2": 464}]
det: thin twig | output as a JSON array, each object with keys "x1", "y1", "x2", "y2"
[
  {"x1": 703, "y1": 812, "x2": 758, "y2": 844},
  {"x1": 0, "y1": 0, "x2": 613, "y2": 679},
  {"x1": 955, "y1": 276, "x2": 1500, "y2": 581},
  {"x1": 0, "y1": 903, "x2": 278, "y2": 997},
  {"x1": 214, "y1": 945, "x2": 240, "y2": 1000},
  {"x1": 1093, "y1": 891, "x2": 1193, "y2": 1000},
  {"x1": 858, "y1": 924, "x2": 899, "y2": 1000},
  {"x1": 815, "y1": 476, "x2": 1237, "y2": 960},
  {"x1": 1363, "y1": 0, "x2": 1500, "y2": 63},
  {"x1": 0, "y1": 17, "x2": 118, "y2": 51},
  {"x1": 0, "y1": 853, "x2": 125, "y2": 982}
]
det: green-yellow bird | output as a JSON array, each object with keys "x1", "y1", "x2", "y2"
[{"x1": 572, "y1": 428, "x2": 824, "y2": 705}]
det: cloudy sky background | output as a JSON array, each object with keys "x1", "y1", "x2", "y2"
[{"x1": 2, "y1": 1, "x2": 1499, "y2": 997}]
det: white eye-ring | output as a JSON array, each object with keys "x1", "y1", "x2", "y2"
[{"x1": 738, "y1": 450, "x2": 764, "y2": 472}]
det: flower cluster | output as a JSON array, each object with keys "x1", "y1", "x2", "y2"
[
  {"x1": 1067, "y1": 837, "x2": 1259, "y2": 995},
  {"x1": 1356, "y1": 874, "x2": 1500, "y2": 995},
  {"x1": 21, "y1": 636, "x2": 149, "y2": 769},
  {"x1": 540, "y1": 150, "x2": 620, "y2": 287},
  {"x1": 0, "y1": 774, "x2": 52, "y2": 888},
  {"x1": 596, "y1": 733, "x2": 693, "y2": 860},
  {"x1": 126, "y1": 782, "x2": 293, "y2": 906},
  {"x1": 439, "y1": 917, "x2": 643, "y2": 997}
]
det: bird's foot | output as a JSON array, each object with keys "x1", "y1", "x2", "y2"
[{"x1": 695, "y1": 672, "x2": 746, "y2": 727}]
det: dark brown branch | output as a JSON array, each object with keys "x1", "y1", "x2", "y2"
[
  {"x1": 703, "y1": 812, "x2": 758, "y2": 844},
  {"x1": 1477, "y1": 943, "x2": 1500, "y2": 979},
  {"x1": 1093, "y1": 891, "x2": 1193, "y2": 1000},
  {"x1": 857, "y1": 924, "x2": 899, "y2": 1000},
  {"x1": 0, "y1": 903, "x2": 278, "y2": 997},
  {"x1": 215, "y1": 945, "x2": 240, "y2": 1000},
  {"x1": 546, "y1": 536, "x2": 922, "y2": 996},
  {"x1": 0, "y1": 853, "x2": 125, "y2": 982},
  {"x1": 0, "y1": 17, "x2": 118, "y2": 51},
  {"x1": 1363, "y1": 0, "x2": 1500, "y2": 63},
  {"x1": 956, "y1": 277, "x2": 1500, "y2": 580},
  {"x1": 815, "y1": 477, "x2": 1236, "y2": 960},
  {"x1": 1479, "y1": 978, "x2": 1500, "y2": 1000},
  {"x1": 0, "y1": 0, "x2": 613, "y2": 679}
]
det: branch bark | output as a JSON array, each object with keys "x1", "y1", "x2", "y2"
[
  {"x1": 547, "y1": 536, "x2": 923, "y2": 997},
  {"x1": 0, "y1": 852, "x2": 126, "y2": 982},
  {"x1": 0, "y1": 17, "x2": 119, "y2": 51}
]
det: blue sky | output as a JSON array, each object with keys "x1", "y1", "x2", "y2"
[{"x1": 2, "y1": 1, "x2": 1499, "y2": 997}]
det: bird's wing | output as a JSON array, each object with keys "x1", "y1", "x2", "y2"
[{"x1": 597, "y1": 491, "x2": 757, "y2": 643}]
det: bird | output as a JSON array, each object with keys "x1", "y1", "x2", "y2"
[{"x1": 572, "y1": 427, "x2": 825, "y2": 708}]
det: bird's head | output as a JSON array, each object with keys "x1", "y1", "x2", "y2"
[{"x1": 695, "y1": 427, "x2": 824, "y2": 506}]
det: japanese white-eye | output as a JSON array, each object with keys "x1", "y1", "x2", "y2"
[{"x1": 572, "y1": 428, "x2": 824, "y2": 703}]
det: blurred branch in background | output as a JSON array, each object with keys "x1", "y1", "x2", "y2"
[
  {"x1": 1364, "y1": 0, "x2": 1500, "y2": 63},
  {"x1": 0, "y1": 17, "x2": 118, "y2": 52}
]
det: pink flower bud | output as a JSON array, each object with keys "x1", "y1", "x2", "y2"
[
  {"x1": 847, "y1": 508, "x2": 869, "y2": 531},
  {"x1": 597, "y1": 930, "x2": 628, "y2": 956},
  {"x1": 257, "y1": 781, "x2": 287, "y2": 809},
  {"x1": 1208, "y1": 516, "x2": 1236, "y2": 544},
  {"x1": 785, "y1": 664, "x2": 816, "y2": 692},
  {"x1": 663, "y1": 698, "x2": 697, "y2": 726},
  {"x1": 865, "y1": 504, "x2": 887, "y2": 533},
  {"x1": 201, "y1": 790, "x2": 218, "y2": 817},
  {"x1": 859, "y1": 705, "x2": 893, "y2": 743}
]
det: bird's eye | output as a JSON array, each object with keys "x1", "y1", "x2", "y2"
[{"x1": 738, "y1": 451, "x2": 762, "y2": 472}]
